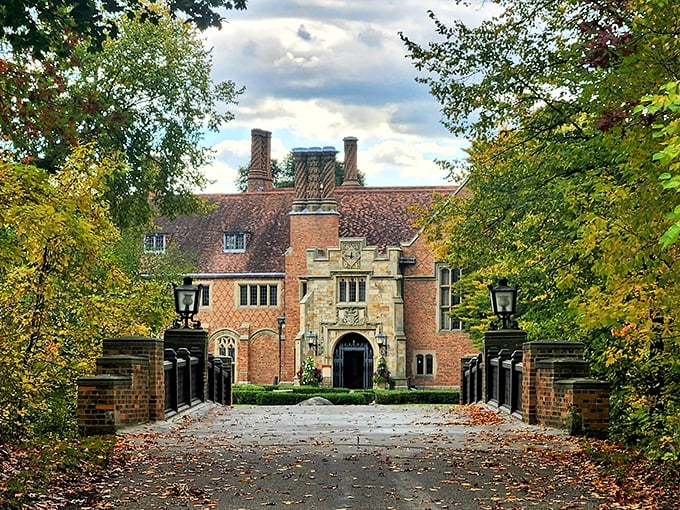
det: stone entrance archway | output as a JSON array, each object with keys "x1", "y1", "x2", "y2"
[{"x1": 332, "y1": 334, "x2": 374, "y2": 389}]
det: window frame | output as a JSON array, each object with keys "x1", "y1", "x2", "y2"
[
  {"x1": 437, "y1": 264, "x2": 463, "y2": 331},
  {"x1": 414, "y1": 352, "x2": 435, "y2": 376},
  {"x1": 337, "y1": 276, "x2": 367, "y2": 303},
  {"x1": 223, "y1": 231, "x2": 247, "y2": 253},
  {"x1": 143, "y1": 233, "x2": 168, "y2": 254},
  {"x1": 238, "y1": 283, "x2": 279, "y2": 307},
  {"x1": 201, "y1": 284, "x2": 210, "y2": 307}
]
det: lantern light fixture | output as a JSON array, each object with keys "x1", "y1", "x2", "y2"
[
  {"x1": 488, "y1": 277, "x2": 518, "y2": 330},
  {"x1": 172, "y1": 276, "x2": 202, "y2": 329},
  {"x1": 307, "y1": 330, "x2": 320, "y2": 355},
  {"x1": 376, "y1": 330, "x2": 388, "y2": 356}
]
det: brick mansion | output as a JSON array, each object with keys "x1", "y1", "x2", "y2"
[{"x1": 149, "y1": 129, "x2": 476, "y2": 388}]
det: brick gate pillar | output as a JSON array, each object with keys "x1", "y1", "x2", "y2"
[{"x1": 102, "y1": 336, "x2": 165, "y2": 421}]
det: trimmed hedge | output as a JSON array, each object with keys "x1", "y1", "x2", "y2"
[
  {"x1": 255, "y1": 391, "x2": 369, "y2": 405},
  {"x1": 232, "y1": 390, "x2": 259, "y2": 404},
  {"x1": 286, "y1": 386, "x2": 351, "y2": 394},
  {"x1": 374, "y1": 390, "x2": 460, "y2": 405},
  {"x1": 231, "y1": 385, "x2": 459, "y2": 405}
]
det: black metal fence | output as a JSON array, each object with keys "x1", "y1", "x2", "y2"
[
  {"x1": 164, "y1": 348, "x2": 232, "y2": 417},
  {"x1": 462, "y1": 353, "x2": 483, "y2": 404},
  {"x1": 462, "y1": 349, "x2": 523, "y2": 419},
  {"x1": 487, "y1": 348, "x2": 523, "y2": 417},
  {"x1": 208, "y1": 354, "x2": 232, "y2": 406}
]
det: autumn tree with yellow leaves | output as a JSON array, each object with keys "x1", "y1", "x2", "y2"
[{"x1": 403, "y1": 0, "x2": 680, "y2": 462}]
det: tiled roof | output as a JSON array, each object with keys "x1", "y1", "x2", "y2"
[
  {"x1": 154, "y1": 186, "x2": 459, "y2": 275},
  {"x1": 336, "y1": 186, "x2": 458, "y2": 248}
]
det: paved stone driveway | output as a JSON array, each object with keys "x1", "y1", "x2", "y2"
[{"x1": 98, "y1": 404, "x2": 606, "y2": 509}]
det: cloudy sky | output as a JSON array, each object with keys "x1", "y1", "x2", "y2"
[{"x1": 199, "y1": 1, "x2": 499, "y2": 193}]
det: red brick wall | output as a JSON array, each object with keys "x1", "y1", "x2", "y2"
[
  {"x1": 103, "y1": 337, "x2": 164, "y2": 420},
  {"x1": 286, "y1": 212, "x2": 339, "y2": 381},
  {"x1": 402, "y1": 239, "x2": 476, "y2": 388},
  {"x1": 95, "y1": 356, "x2": 150, "y2": 426},
  {"x1": 523, "y1": 341, "x2": 609, "y2": 436},
  {"x1": 248, "y1": 332, "x2": 280, "y2": 384},
  {"x1": 557, "y1": 381, "x2": 610, "y2": 436},
  {"x1": 78, "y1": 376, "x2": 131, "y2": 435},
  {"x1": 195, "y1": 277, "x2": 286, "y2": 384},
  {"x1": 522, "y1": 341, "x2": 585, "y2": 424}
]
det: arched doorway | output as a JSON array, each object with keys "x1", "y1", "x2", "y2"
[{"x1": 333, "y1": 334, "x2": 374, "y2": 389}]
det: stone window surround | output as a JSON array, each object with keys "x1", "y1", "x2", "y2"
[
  {"x1": 337, "y1": 275, "x2": 367, "y2": 303},
  {"x1": 414, "y1": 351, "x2": 436, "y2": 377},
  {"x1": 236, "y1": 281, "x2": 279, "y2": 307},
  {"x1": 437, "y1": 263, "x2": 463, "y2": 331}
]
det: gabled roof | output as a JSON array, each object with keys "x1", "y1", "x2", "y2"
[{"x1": 154, "y1": 185, "x2": 459, "y2": 275}]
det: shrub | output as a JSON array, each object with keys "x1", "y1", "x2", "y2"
[
  {"x1": 291, "y1": 386, "x2": 350, "y2": 394},
  {"x1": 297, "y1": 357, "x2": 323, "y2": 386},
  {"x1": 374, "y1": 390, "x2": 460, "y2": 405},
  {"x1": 372, "y1": 356, "x2": 394, "y2": 389},
  {"x1": 253, "y1": 391, "x2": 372, "y2": 406},
  {"x1": 232, "y1": 390, "x2": 259, "y2": 404}
]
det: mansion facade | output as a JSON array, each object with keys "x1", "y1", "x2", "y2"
[{"x1": 150, "y1": 129, "x2": 476, "y2": 388}]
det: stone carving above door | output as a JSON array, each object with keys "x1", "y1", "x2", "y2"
[{"x1": 337, "y1": 306, "x2": 366, "y2": 325}]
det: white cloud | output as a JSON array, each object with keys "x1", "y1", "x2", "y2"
[{"x1": 194, "y1": 1, "x2": 497, "y2": 193}]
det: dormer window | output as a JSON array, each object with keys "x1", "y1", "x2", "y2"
[
  {"x1": 224, "y1": 232, "x2": 246, "y2": 253},
  {"x1": 144, "y1": 233, "x2": 168, "y2": 254}
]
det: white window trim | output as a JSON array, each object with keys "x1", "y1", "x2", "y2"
[
  {"x1": 144, "y1": 233, "x2": 168, "y2": 254},
  {"x1": 223, "y1": 232, "x2": 247, "y2": 253},
  {"x1": 195, "y1": 281, "x2": 211, "y2": 310}
]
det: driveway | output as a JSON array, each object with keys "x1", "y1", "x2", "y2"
[{"x1": 93, "y1": 404, "x2": 605, "y2": 509}]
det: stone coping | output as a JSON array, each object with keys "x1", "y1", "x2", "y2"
[
  {"x1": 78, "y1": 374, "x2": 133, "y2": 387},
  {"x1": 554, "y1": 377, "x2": 610, "y2": 389},
  {"x1": 96, "y1": 355, "x2": 150, "y2": 367}
]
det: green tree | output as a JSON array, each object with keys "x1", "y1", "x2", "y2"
[
  {"x1": 403, "y1": 0, "x2": 680, "y2": 460},
  {"x1": 0, "y1": 0, "x2": 247, "y2": 57},
  {"x1": 637, "y1": 81, "x2": 680, "y2": 247},
  {"x1": 0, "y1": 145, "x2": 184, "y2": 441},
  {"x1": 1, "y1": 9, "x2": 243, "y2": 228},
  {"x1": 235, "y1": 152, "x2": 364, "y2": 192}
]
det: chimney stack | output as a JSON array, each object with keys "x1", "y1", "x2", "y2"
[
  {"x1": 291, "y1": 146, "x2": 338, "y2": 212},
  {"x1": 248, "y1": 129, "x2": 273, "y2": 192},
  {"x1": 341, "y1": 136, "x2": 360, "y2": 187}
]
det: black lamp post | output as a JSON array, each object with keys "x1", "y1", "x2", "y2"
[
  {"x1": 376, "y1": 331, "x2": 388, "y2": 356},
  {"x1": 277, "y1": 315, "x2": 285, "y2": 384},
  {"x1": 488, "y1": 277, "x2": 518, "y2": 330},
  {"x1": 172, "y1": 276, "x2": 203, "y2": 328},
  {"x1": 307, "y1": 331, "x2": 319, "y2": 355}
]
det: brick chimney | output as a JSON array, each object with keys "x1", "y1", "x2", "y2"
[
  {"x1": 291, "y1": 146, "x2": 338, "y2": 212},
  {"x1": 286, "y1": 146, "x2": 339, "y2": 362},
  {"x1": 248, "y1": 128, "x2": 273, "y2": 192},
  {"x1": 341, "y1": 136, "x2": 360, "y2": 187}
]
